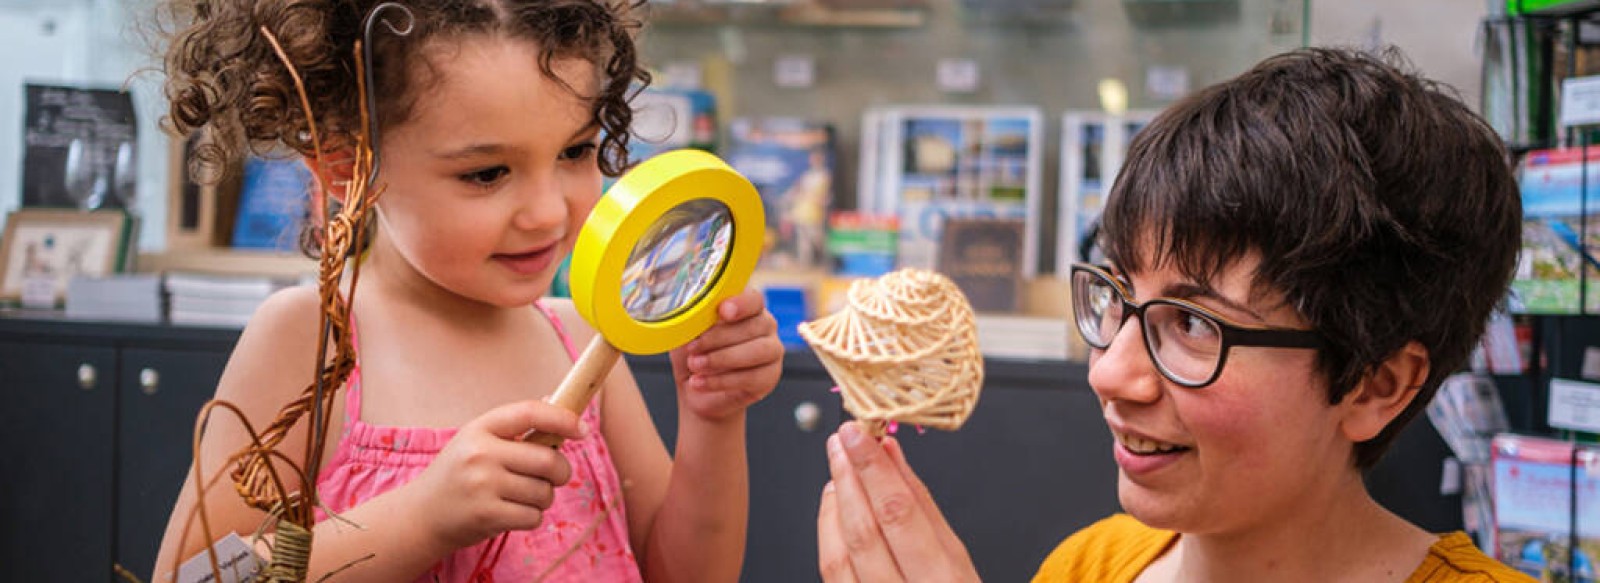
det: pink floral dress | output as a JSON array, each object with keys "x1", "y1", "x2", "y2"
[{"x1": 315, "y1": 301, "x2": 642, "y2": 582}]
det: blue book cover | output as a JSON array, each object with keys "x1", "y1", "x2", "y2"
[
  {"x1": 1515, "y1": 148, "x2": 1600, "y2": 314},
  {"x1": 724, "y1": 118, "x2": 835, "y2": 270},
  {"x1": 231, "y1": 155, "x2": 309, "y2": 251}
]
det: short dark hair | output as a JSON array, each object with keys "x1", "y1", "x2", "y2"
[{"x1": 1099, "y1": 47, "x2": 1522, "y2": 469}]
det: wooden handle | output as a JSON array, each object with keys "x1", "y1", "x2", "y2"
[{"x1": 526, "y1": 335, "x2": 622, "y2": 447}]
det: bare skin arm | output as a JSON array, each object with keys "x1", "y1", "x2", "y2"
[
  {"x1": 557, "y1": 290, "x2": 782, "y2": 582},
  {"x1": 152, "y1": 287, "x2": 582, "y2": 582}
]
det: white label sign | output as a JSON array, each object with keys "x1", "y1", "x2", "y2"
[
  {"x1": 1549, "y1": 377, "x2": 1600, "y2": 433},
  {"x1": 774, "y1": 55, "x2": 815, "y2": 89},
  {"x1": 937, "y1": 58, "x2": 980, "y2": 93},
  {"x1": 1562, "y1": 75, "x2": 1600, "y2": 127}
]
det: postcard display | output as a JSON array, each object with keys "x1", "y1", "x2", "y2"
[
  {"x1": 858, "y1": 106, "x2": 1044, "y2": 277},
  {"x1": 1516, "y1": 148, "x2": 1600, "y2": 314},
  {"x1": 1056, "y1": 110, "x2": 1156, "y2": 272},
  {"x1": 1491, "y1": 434, "x2": 1600, "y2": 582}
]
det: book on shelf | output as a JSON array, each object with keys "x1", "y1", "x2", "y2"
[
  {"x1": 857, "y1": 106, "x2": 1044, "y2": 276},
  {"x1": 231, "y1": 154, "x2": 310, "y2": 252},
  {"x1": 724, "y1": 117, "x2": 836, "y2": 271},
  {"x1": 1513, "y1": 148, "x2": 1600, "y2": 314},
  {"x1": 164, "y1": 271, "x2": 297, "y2": 327},
  {"x1": 64, "y1": 274, "x2": 163, "y2": 323},
  {"x1": 973, "y1": 314, "x2": 1070, "y2": 361},
  {"x1": 1489, "y1": 434, "x2": 1600, "y2": 582},
  {"x1": 937, "y1": 217, "x2": 1024, "y2": 313}
]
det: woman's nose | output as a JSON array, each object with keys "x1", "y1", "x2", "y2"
[{"x1": 1086, "y1": 317, "x2": 1164, "y2": 404}]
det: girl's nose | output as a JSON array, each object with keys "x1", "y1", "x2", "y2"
[
  {"x1": 1086, "y1": 317, "x2": 1164, "y2": 405},
  {"x1": 513, "y1": 170, "x2": 566, "y2": 232}
]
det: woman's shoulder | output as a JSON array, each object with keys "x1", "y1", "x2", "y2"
[
  {"x1": 1032, "y1": 514, "x2": 1176, "y2": 583},
  {"x1": 1408, "y1": 532, "x2": 1537, "y2": 583}
]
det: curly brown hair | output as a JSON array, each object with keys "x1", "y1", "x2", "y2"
[{"x1": 161, "y1": 0, "x2": 648, "y2": 181}]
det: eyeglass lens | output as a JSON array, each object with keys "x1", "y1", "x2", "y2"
[{"x1": 1071, "y1": 269, "x2": 1223, "y2": 386}]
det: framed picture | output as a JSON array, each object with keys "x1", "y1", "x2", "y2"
[{"x1": 0, "y1": 208, "x2": 131, "y2": 303}]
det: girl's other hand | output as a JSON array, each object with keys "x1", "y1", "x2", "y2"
[
  {"x1": 403, "y1": 399, "x2": 584, "y2": 551},
  {"x1": 671, "y1": 288, "x2": 784, "y2": 422}
]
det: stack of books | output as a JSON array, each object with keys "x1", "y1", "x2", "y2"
[
  {"x1": 64, "y1": 274, "x2": 164, "y2": 323},
  {"x1": 164, "y1": 272, "x2": 292, "y2": 327}
]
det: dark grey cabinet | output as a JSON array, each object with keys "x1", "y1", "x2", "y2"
[
  {"x1": 0, "y1": 316, "x2": 236, "y2": 581},
  {"x1": 628, "y1": 353, "x2": 845, "y2": 583},
  {"x1": 1, "y1": 316, "x2": 1462, "y2": 583},
  {"x1": 0, "y1": 340, "x2": 118, "y2": 581}
]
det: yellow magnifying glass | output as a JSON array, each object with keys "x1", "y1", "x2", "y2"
[{"x1": 527, "y1": 149, "x2": 764, "y2": 446}]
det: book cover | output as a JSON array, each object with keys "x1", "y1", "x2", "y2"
[
  {"x1": 724, "y1": 117, "x2": 835, "y2": 270},
  {"x1": 1514, "y1": 148, "x2": 1600, "y2": 314},
  {"x1": 1490, "y1": 434, "x2": 1600, "y2": 582},
  {"x1": 937, "y1": 217, "x2": 1024, "y2": 313},
  {"x1": 858, "y1": 106, "x2": 1043, "y2": 276},
  {"x1": 230, "y1": 155, "x2": 310, "y2": 251},
  {"x1": 826, "y1": 211, "x2": 897, "y2": 277},
  {"x1": 21, "y1": 83, "x2": 138, "y2": 210}
]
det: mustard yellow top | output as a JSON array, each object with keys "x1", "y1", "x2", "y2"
[{"x1": 1033, "y1": 514, "x2": 1534, "y2": 583}]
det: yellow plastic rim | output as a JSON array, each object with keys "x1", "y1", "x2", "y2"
[{"x1": 570, "y1": 149, "x2": 765, "y2": 354}]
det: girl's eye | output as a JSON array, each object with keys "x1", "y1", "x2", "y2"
[
  {"x1": 460, "y1": 166, "x2": 509, "y2": 187},
  {"x1": 560, "y1": 143, "x2": 598, "y2": 161}
]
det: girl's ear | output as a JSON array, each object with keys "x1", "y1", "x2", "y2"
[
  {"x1": 303, "y1": 149, "x2": 356, "y2": 204},
  {"x1": 1337, "y1": 340, "x2": 1431, "y2": 443}
]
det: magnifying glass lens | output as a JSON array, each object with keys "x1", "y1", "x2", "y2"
[{"x1": 621, "y1": 198, "x2": 735, "y2": 322}]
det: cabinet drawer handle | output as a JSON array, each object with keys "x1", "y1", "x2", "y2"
[
  {"x1": 139, "y1": 368, "x2": 160, "y2": 395},
  {"x1": 77, "y1": 364, "x2": 96, "y2": 390},
  {"x1": 795, "y1": 401, "x2": 821, "y2": 432}
]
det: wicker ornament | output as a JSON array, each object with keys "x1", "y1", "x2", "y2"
[{"x1": 798, "y1": 268, "x2": 984, "y2": 437}]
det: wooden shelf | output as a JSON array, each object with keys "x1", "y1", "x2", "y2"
[
  {"x1": 648, "y1": 3, "x2": 927, "y2": 28},
  {"x1": 136, "y1": 249, "x2": 316, "y2": 279}
]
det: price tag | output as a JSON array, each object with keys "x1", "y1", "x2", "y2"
[{"x1": 20, "y1": 273, "x2": 56, "y2": 308}]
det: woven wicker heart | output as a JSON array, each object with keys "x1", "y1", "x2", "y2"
[{"x1": 798, "y1": 268, "x2": 984, "y2": 435}]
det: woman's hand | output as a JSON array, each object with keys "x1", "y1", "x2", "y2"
[
  {"x1": 818, "y1": 421, "x2": 979, "y2": 582},
  {"x1": 671, "y1": 288, "x2": 784, "y2": 421},
  {"x1": 403, "y1": 399, "x2": 584, "y2": 551}
]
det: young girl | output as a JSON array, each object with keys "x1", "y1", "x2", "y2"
[
  {"x1": 815, "y1": 48, "x2": 1530, "y2": 582},
  {"x1": 153, "y1": 1, "x2": 784, "y2": 581}
]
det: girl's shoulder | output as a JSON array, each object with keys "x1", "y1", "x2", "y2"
[{"x1": 218, "y1": 284, "x2": 329, "y2": 401}]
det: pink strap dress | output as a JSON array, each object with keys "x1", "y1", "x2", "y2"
[{"x1": 315, "y1": 301, "x2": 643, "y2": 582}]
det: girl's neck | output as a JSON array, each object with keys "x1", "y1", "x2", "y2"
[
  {"x1": 1151, "y1": 470, "x2": 1435, "y2": 583},
  {"x1": 359, "y1": 230, "x2": 522, "y2": 327}
]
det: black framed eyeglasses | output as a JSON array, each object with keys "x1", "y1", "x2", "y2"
[{"x1": 1068, "y1": 263, "x2": 1326, "y2": 388}]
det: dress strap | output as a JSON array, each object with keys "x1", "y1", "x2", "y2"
[
  {"x1": 344, "y1": 310, "x2": 364, "y2": 425},
  {"x1": 534, "y1": 299, "x2": 581, "y2": 362}
]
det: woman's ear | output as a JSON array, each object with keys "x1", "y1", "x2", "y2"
[
  {"x1": 304, "y1": 149, "x2": 356, "y2": 204},
  {"x1": 1338, "y1": 340, "x2": 1431, "y2": 443}
]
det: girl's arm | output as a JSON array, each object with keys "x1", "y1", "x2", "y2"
[
  {"x1": 152, "y1": 287, "x2": 451, "y2": 580},
  {"x1": 153, "y1": 287, "x2": 583, "y2": 581},
  {"x1": 573, "y1": 291, "x2": 783, "y2": 582}
]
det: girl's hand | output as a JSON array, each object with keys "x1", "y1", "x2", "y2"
[
  {"x1": 671, "y1": 288, "x2": 784, "y2": 422},
  {"x1": 818, "y1": 422, "x2": 979, "y2": 582},
  {"x1": 403, "y1": 399, "x2": 584, "y2": 551}
]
